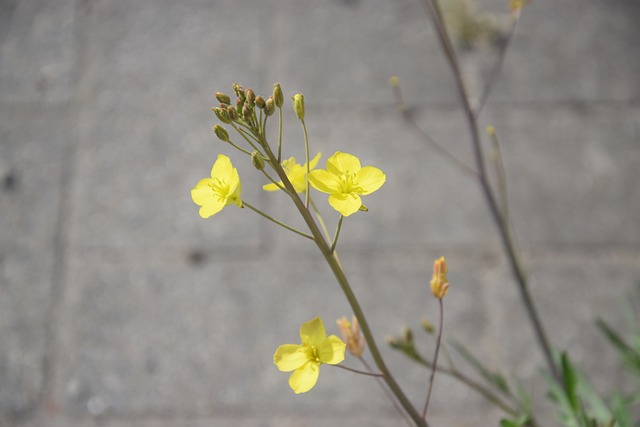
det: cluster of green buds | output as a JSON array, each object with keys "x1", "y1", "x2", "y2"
[{"x1": 208, "y1": 82, "x2": 297, "y2": 171}]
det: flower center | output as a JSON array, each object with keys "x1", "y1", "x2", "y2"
[
  {"x1": 305, "y1": 344, "x2": 321, "y2": 363},
  {"x1": 337, "y1": 172, "x2": 357, "y2": 194},
  {"x1": 211, "y1": 177, "x2": 230, "y2": 199}
]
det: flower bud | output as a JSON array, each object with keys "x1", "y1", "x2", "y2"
[
  {"x1": 265, "y1": 97, "x2": 275, "y2": 117},
  {"x1": 485, "y1": 125, "x2": 496, "y2": 137},
  {"x1": 430, "y1": 256, "x2": 449, "y2": 299},
  {"x1": 213, "y1": 107, "x2": 231, "y2": 124},
  {"x1": 215, "y1": 92, "x2": 231, "y2": 105},
  {"x1": 251, "y1": 151, "x2": 265, "y2": 170},
  {"x1": 236, "y1": 97, "x2": 244, "y2": 115},
  {"x1": 242, "y1": 102, "x2": 253, "y2": 120},
  {"x1": 337, "y1": 316, "x2": 366, "y2": 357},
  {"x1": 389, "y1": 75, "x2": 400, "y2": 88},
  {"x1": 232, "y1": 83, "x2": 245, "y2": 100},
  {"x1": 273, "y1": 83, "x2": 284, "y2": 108},
  {"x1": 213, "y1": 124, "x2": 229, "y2": 142},
  {"x1": 421, "y1": 319, "x2": 435, "y2": 334},
  {"x1": 245, "y1": 88, "x2": 256, "y2": 106},
  {"x1": 255, "y1": 96, "x2": 265, "y2": 109},
  {"x1": 292, "y1": 93, "x2": 305, "y2": 120},
  {"x1": 227, "y1": 105, "x2": 238, "y2": 121}
]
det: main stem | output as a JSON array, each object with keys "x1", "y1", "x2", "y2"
[
  {"x1": 259, "y1": 137, "x2": 427, "y2": 427},
  {"x1": 419, "y1": 0, "x2": 560, "y2": 382}
]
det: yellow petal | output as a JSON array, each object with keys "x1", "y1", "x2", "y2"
[
  {"x1": 305, "y1": 152, "x2": 322, "y2": 170},
  {"x1": 274, "y1": 344, "x2": 308, "y2": 372},
  {"x1": 328, "y1": 193, "x2": 362, "y2": 217},
  {"x1": 191, "y1": 178, "x2": 214, "y2": 206},
  {"x1": 210, "y1": 154, "x2": 234, "y2": 179},
  {"x1": 317, "y1": 335, "x2": 346, "y2": 365},
  {"x1": 262, "y1": 182, "x2": 283, "y2": 192},
  {"x1": 308, "y1": 170, "x2": 340, "y2": 194},
  {"x1": 289, "y1": 361, "x2": 320, "y2": 394},
  {"x1": 198, "y1": 200, "x2": 225, "y2": 218},
  {"x1": 299, "y1": 317, "x2": 326, "y2": 346},
  {"x1": 355, "y1": 166, "x2": 386, "y2": 195},
  {"x1": 326, "y1": 152, "x2": 361, "y2": 175}
]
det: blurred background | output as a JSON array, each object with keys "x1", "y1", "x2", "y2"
[{"x1": 1, "y1": 0, "x2": 639, "y2": 426}]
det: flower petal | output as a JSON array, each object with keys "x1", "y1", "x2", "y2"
[
  {"x1": 198, "y1": 200, "x2": 225, "y2": 218},
  {"x1": 210, "y1": 154, "x2": 234, "y2": 179},
  {"x1": 305, "y1": 152, "x2": 322, "y2": 170},
  {"x1": 308, "y1": 170, "x2": 340, "y2": 194},
  {"x1": 355, "y1": 166, "x2": 386, "y2": 195},
  {"x1": 299, "y1": 317, "x2": 326, "y2": 346},
  {"x1": 326, "y1": 152, "x2": 361, "y2": 175},
  {"x1": 288, "y1": 361, "x2": 320, "y2": 394},
  {"x1": 317, "y1": 335, "x2": 346, "y2": 365},
  {"x1": 262, "y1": 182, "x2": 283, "y2": 192},
  {"x1": 191, "y1": 178, "x2": 214, "y2": 206},
  {"x1": 328, "y1": 193, "x2": 362, "y2": 217},
  {"x1": 274, "y1": 344, "x2": 308, "y2": 372}
]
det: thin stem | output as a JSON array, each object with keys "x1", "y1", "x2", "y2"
[
  {"x1": 260, "y1": 168, "x2": 290, "y2": 194},
  {"x1": 391, "y1": 79, "x2": 478, "y2": 177},
  {"x1": 474, "y1": 16, "x2": 520, "y2": 117},
  {"x1": 420, "y1": 0, "x2": 560, "y2": 383},
  {"x1": 360, "y1": 358, "x2": 415, "y2": 427},
  {"x1": 277, "y1": 107, "x2": 283, "y2": 162},
  {"x1": 310, "y1": 197, "x2": 332, "y2": 243},
  {"x1": 258, "y1": 135, "x2": 427, "y2": 427},
  {"x1": 225, "y1": 139, "x2": 254, "y2": 156},
  {"x1": 330, "y1": 215, "x2": 344, "y2": 254},
  {"x1": 301, "y1": 119, "x2": 311, "y2": 209},
  {"x1": 333, "y1": 364, "x2": 383, "y2": 377},
  {"x1": 422, "y1": 298, "x2": 444, "y2": 418},
  {"x1": 242, "y1": 201, "x2": 314, "y2": 240},
  {"x1": 487, "y1": 127, "x2": 509, "y2": 221},
  {"x1": 230, "y1": 122, "x2": 264, "y2": 154}
]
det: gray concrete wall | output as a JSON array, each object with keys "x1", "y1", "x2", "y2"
[{"x1": 1, "y1": 0, "x2": 639, "y2": 426}]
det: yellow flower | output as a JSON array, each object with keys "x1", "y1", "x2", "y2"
[
  {"x1": 191, "y1": 154, "x2": 242, "y2": 218},
  {"x1": 273, "y1": 317, "x2": 345, "y2": 394},
  {"x1": 308, "y1": 151, "x2": 386, "y2": 217},
  {"x1": 430, "y1": 256, "x2": 449, "y2": 299},
  {"x1": 262, "y1": 152, "x2": 322, "y2": 193},
  {"x1": 336, "y1": 316, "x2": 366, "y2": 357}
]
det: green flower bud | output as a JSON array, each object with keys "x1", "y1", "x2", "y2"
[
  {"x1": 213, "y1": 107, "x2": 231, "y2": 124},
  {"x1": 232, "y1": 83, "x2": 245, "y2": 100},
  {"x1": 236, "y1": 97, "x2": 243, "y2": 115},
  {"x1": 251, "y1": 151, "x2": 265, "y2": 170},
  {"x1": 273, "y1": 83, "x2": 284, "y2": 108},
  {"x1": 213, "y1": 124, "x2": 229, "y2": 142},
  {"x1": 265, "y1": 97, "x2": 275, "y2": 117},
  {"x1": 215, "y1": 92, "x2": 231, "y2": 105},
  {"x1": 242, "y1": 102, "x2": 253, "y2": 120},
  {"x1": 227, "y1": 105, "x2": 238, "y2": 121},
  {"x1": 245, "y1": 88, "x2": 256, "y2": 106},
  {"x1": 255, "y1": 96, "x2": 265, "y2": 109},
  {"x1": 292, "y1": 93, "x2": 305, "y2": 120}
]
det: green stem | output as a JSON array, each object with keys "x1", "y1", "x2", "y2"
[
  {"x1": 258, "y1": 135, "x2": 427, "y2": 427},
  {"x1": 230, "y1": 122, "x2": 264, "y2": 154},
  {"x1": 360, "y1": 358, "x2": 414, "y2": 427},
  {"x1": 333, "y1": 364, "x2": 383, "y2": 377},
  {"x1": 301, "y1": 119, "x2": 311, "y2": 208},
  {"x1": 277, "y1": 107, "x2": 283, "y2": 162},
  {"x1": 419, "y1": 0, "x2": 560, "y2": 383},
  {"x1": 422, "y1": 298, "x2": 444, "y2": 418},
  {"x1": 260, "y1": 168, "x2": 290, "y2": 194},
  {"x1": 242, "y1": 201, "x2": 313, "y2": 240},
  {"x1": 225, "y1": 139, "x2": 253, "y2": 156},
  {"x1": 330, "y1": 215, "x2": 344, "y2": 254},
  {"x1": 411, "y1": 352, "x2": 518, "y2": 416}
]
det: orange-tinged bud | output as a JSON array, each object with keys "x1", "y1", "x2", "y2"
[
  {"x1": 336, "y1": 316, "x2": 365, "y2": 357},
  {"x1": 430, "y1": 256, "x2": 449, "y2": 299}
]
